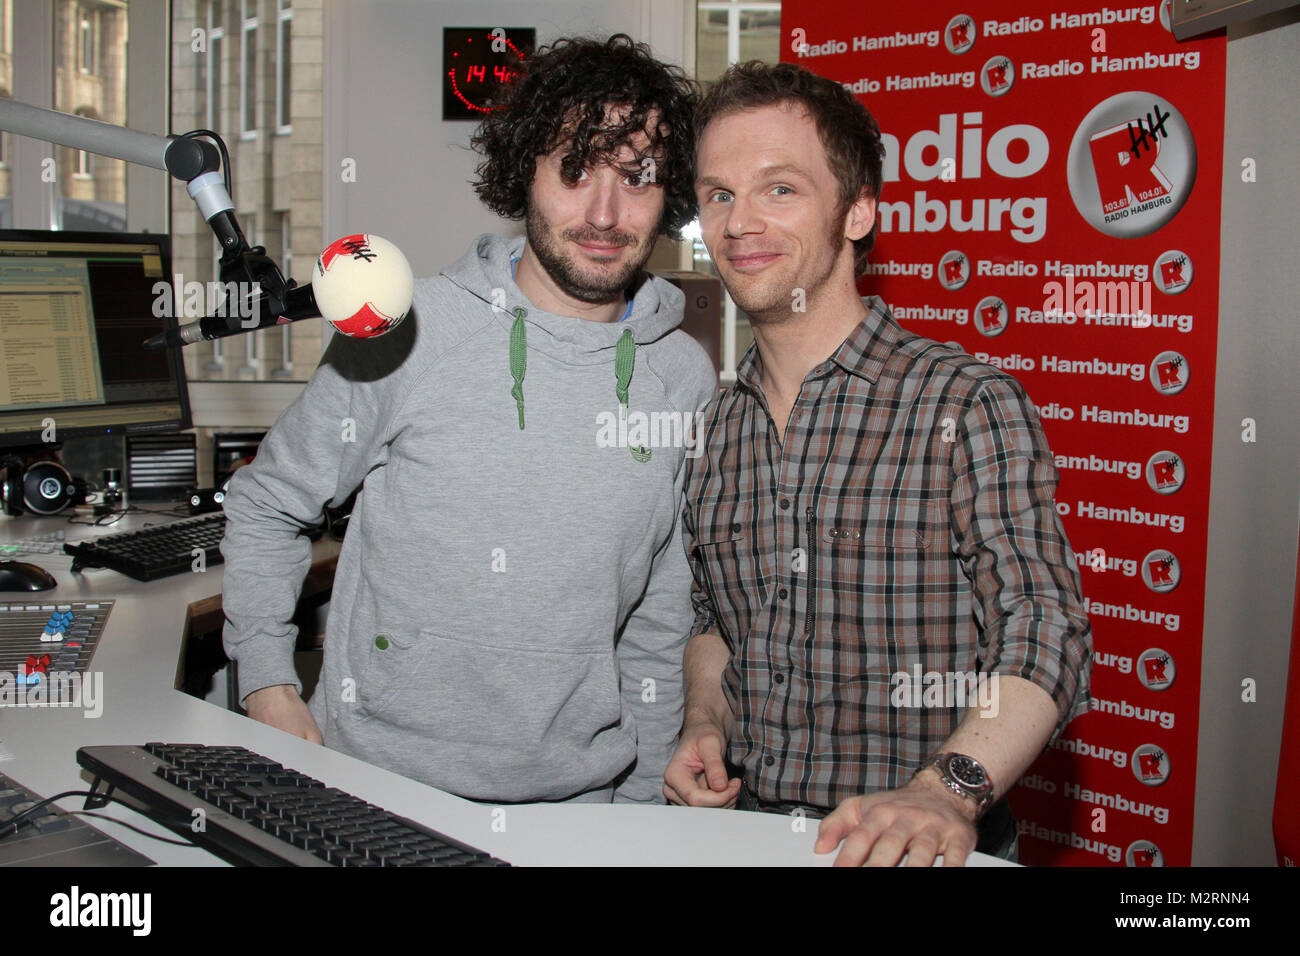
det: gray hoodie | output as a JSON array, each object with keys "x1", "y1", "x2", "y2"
[{"x1": 221, "y1": 233, "x2": 717, "y2": 803}]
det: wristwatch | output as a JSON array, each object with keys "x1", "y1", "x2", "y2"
[{"x1": 916, "y1": 752, "x2": 996, "y2": 820}]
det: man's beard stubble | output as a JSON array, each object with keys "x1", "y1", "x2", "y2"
[
  {"x1": 524, "y1": 205, "x2": 653, "y2": 305},
  {"x1": 727, "y1": 216, "x2": 845, "y2": 327}
]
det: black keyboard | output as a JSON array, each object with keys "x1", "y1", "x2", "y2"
[
  {"x1": 77, "y1": 744, "x2": 510, "y2": 867},
  {"x1": 64, "y1": 513, "x2": 227, "y2": 581}
]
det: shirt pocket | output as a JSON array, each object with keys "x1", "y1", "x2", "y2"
[
  {"x1": 815, "y1": 494, "x2": 953, "y2": 606},
  {"x1": 355, "y1": 628, "x2": 623, "y2": 750},
  {"x1": 689, "y1": 497, "x2": 760, "y2": 647},
  {"x1": 820, "y1": 494, "x2": 951, "y2": 554}
]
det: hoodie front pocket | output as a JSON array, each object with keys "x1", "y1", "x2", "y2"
[{"x1": 356, "y1": 629, "x2": 624, "y2": 750}]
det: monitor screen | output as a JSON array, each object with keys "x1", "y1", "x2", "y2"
[{"x1": 0, "y1": 230, "x2": 191, "y2": 449}]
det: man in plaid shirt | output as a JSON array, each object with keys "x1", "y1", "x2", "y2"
[{"x1": 663, "y1": 62, "x2": 1092, "y2": 866}]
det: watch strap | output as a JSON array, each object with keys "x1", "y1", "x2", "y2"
[{"x1": 917, "y1": 752, "x2": 996, "y2": 819}]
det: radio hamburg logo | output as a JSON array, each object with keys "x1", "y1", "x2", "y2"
[
  {"x1": 980, "y1": 55, "x2": 1015, "y2": 96},
  {"x1": 1150, "y1": 350, "x2": 1189, "y2": 395},
  {"x1": 1142, "y1": 549, "x2": 1181, "y2": 593},
  {"x1": 1132, "y1": 744, "x2": 1171, "y2": 786},
  {"x1": 1145, "y1": 451, "x2": 1186, "y2": 495},
  {"x1": 1153, "y1": 250, "x2": 1193, "y2": 294},
  {"x1": 938, "y1": 250, "x2": 970, "y2": 291},
  {"x1": 1126, "y1": 839, "x2": 1164, "y2": 867},
  {"x1": 974, "y1": 296, "x2": 1008, "y2": 337},
  {"x1": 1137, "y1": 648, "x2": 1177, "y2": 691},
  {"x1": 1067, "y1": 91, "x2": 1197, "y2": 238},
  {"x1": 945, "y1": 14, "x2": 976, "y2": 54}
]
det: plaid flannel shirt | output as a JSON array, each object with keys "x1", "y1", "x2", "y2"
[{"x1": 682, "y1": 299, "x2": 1092, "y2": 810}]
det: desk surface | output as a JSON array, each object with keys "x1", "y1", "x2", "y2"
[{"x1": 0, "y1": 510, "x2": 1011, "y2": 867}]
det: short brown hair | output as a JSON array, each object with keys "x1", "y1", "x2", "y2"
[{"x1": 695, "y1": 61, "x2": 885, "y2": 275}]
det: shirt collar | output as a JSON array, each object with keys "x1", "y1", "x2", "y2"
[{"x1": 735, "y1": 295, "x2": 904, "y2": 392}]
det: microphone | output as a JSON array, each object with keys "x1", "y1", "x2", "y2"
[
  {"x1": 309, "y1": 234, "x2": 414, "y2": 339},
  {"x1": 144, "y1": 283, "x2": 319, "y2": 349},
  {"x1": 145, "y1": 234, "x2": 413, "y2": 349}
]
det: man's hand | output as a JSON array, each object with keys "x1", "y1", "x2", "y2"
[
  {"x1": 245, "y1": 683, "x2": 323, "y2": 744},
  {"x1": 814, "y1": 770, "x2": 979, "y2": 867},
  {"x1": 663, "y1": 719, "x2": 742, "y2": 807}
]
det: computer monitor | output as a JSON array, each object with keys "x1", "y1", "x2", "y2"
[{"x1": 0, "y1": 229, "x2": 191, "y2": 450}]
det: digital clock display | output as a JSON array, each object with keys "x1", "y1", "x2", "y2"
[{"x1": 442, "y1": 27, "x2": 536, "y2": 121}]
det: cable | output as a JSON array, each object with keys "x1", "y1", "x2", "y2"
[
  {"x1": 3, "y1": 789, "x2": 98, "y2": 835},
  {"x1": 75, "y1": 811, "x2": 197, "y2": 848},
  {"x1": 1, "y1": 789, "x2": 195, "y2": 848},
  {"x1": 65, "y1": 503, "x2": 195, "y2": 528},
  {"x1": 178, "y1": 128, "x2": 232, "y2": 196}
]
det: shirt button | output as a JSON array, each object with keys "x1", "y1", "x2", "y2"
[
  {"x1": 778, "y1": 588, "x2": 788, "y2": 600},
  {"x1": 730, "y1": 522, "x2": 740, "y2": 533},
  {"x1": 774, "y1": 672, "x2": 785, "y2": 684},
  {"x1": 764, "y1": 755, "x2": 775, "y2": 767},
  {"x1": 779, "y1": 498, "x2": 790, "y2": 510}
]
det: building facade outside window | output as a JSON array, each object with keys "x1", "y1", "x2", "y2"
[{"x1": 171, "y1": 0, "x2": 324, "y2": 385}]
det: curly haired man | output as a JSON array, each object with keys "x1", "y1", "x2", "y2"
[{"x1": 221, "y1": 35, "x2": 716, "y2": 805}]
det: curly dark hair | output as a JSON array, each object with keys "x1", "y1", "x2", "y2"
[
  {"x1": 695, "y1": 61, "x2": 886, "y2": 276},
  {"x1": 471, "y1": 34, "x2": 698, "y2": 240}
]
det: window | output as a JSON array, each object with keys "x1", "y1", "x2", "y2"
[
  {"x1": 276, "y1": 1, "x2": 292, "y2": 131},
  {"x1": 273, "y1": 210, "x2": 294, "y2": 376},
  {"x1": 280, "y1": 210, "x2": 292, "y2": 280},
  {"x1": 240, "y1": 0, "x2": 258, "y2": 136},
  {"x1": 0, "y1": 91, "x2": 8, "y2": 170},
  {"x1": 54, "y1": 7, "x2": 128, "y2": 230},
  {"x1": 205, "y1": 236, "x2": 226, "y2": 373},
  {"x1": 236, "y1": 212, "x2": 262, "y2": 376},
  {"x1": 79, "y1": 9, "x2": 96, "y2": 75},
  {"x1": 72, "y1": 109, "x2": 93, "y2": 178},
  {"x1": 206, "y1": 1, "x2": 226, "y2": 132}
]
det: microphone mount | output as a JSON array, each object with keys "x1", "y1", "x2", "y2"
[{"x1": 0, "y1": 100, "x2": 305, "y2": 336}]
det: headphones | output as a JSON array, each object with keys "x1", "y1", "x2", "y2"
[{"x1": 1, "y1": 455, "x2": 76, "y2": 516}]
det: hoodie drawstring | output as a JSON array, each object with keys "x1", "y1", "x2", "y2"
[
  {"x1": 615, "y1": 328, "x2": 635, "y2": 410},
  {"x1": 507, "y1": 317, "x2": 636, "y2": 431},
  {"x1": 510, "y1": 308, "x2": 527, "y2": 429}
]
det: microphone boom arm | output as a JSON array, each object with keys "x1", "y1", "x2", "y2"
[{"x1": 0, "y1": 98, "x2": 303, "y2": 333}]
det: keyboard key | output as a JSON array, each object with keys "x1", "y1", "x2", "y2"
[{"x1": 80, "y1": 743, "x2": 509, "y2": 866}]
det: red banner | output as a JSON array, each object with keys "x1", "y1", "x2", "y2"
[{"x1": 781, "y1": 0, "x2": 1225, "y2": 864}]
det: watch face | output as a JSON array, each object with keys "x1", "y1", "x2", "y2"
[{"x1": 948, "y1": 755, "x2": 987, "y2": 788}]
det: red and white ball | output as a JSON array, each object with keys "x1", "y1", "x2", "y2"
[{"x1": 311, "y1": 233, "x2": 414, "y2": 338}]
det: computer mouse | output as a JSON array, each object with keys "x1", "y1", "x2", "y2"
[{"x1": 0, "y1": 561, "x2": 57, "y2": 591}]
